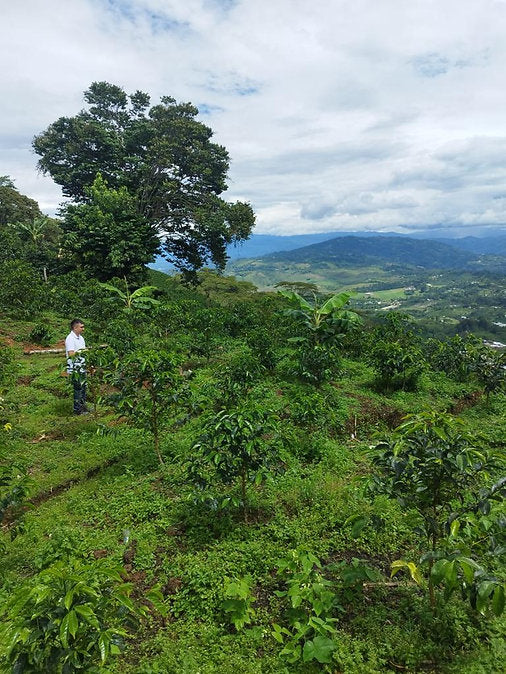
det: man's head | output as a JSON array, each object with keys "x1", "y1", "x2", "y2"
[{"x1": 70, "y1": 319, "x2": 85, "y2": 335}]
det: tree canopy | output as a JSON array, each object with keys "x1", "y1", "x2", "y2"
[
  {"x1": 0, "y1": 176, "x2": 42, "y2": 226},
  {"x1": 62, "y1": 174, "x2": 160, "y2": 281},
  {"x1": 33, "y1": 82, "x2": 255, "y2": 279}
]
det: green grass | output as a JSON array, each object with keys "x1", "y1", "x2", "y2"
[{"x1": 1, "y1": 312, "x2": 505, "y2": 673}]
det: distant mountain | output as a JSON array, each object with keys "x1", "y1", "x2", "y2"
[
  {"x1": 150, "y1": 231, "x2": 506, "y2": 273},
  {"x1": 434, "y1": 235, "x2": 506, "y2": 256},
  {"x1": 262, "y1": 235, "x2": 482, "y2": 269}
]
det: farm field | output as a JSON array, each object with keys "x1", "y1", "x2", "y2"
[{"x1": 1, "y1": 272, "x2": 505, "y2": 673}]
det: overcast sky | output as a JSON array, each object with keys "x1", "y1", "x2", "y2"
[{"x1": 2, "y1": 0, "x2": 506, "y2": 235}]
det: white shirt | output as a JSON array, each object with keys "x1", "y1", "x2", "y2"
[{"x1": 65, "y1": 331, "x2": 86, "y2": 373}]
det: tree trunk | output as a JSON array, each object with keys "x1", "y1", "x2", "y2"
[{"x1": 241, "y1": 467, "x2": 247, "y2": 523}]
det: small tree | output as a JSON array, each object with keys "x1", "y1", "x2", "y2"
[
  {"x1": 472, "y1": 348, "x2": 505, "y2": 405},
  {"x1": 188, "y1": 404, "x2": 280, "y2": 521},
  {"x1": 368, "y1": 411, "x2": 505, "y2": 613},
  {"x1": 114, "y1": 349, "x2": 182, "y2": 464},
  {"x1": 368, "y1": 312, "x2": 425, "y2": 392},
  {"x1": 279, "y1": 290, "x2": 362, "y2": 384}
]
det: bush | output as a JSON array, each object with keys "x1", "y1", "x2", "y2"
[
  {"x1": 0, "y1": 260, "x2": 45, "y2": 317},
  {"x1": 28, "y1": 323, "x2": 54, "y2": 346},
  {"x1": 0, "y1": 559, "x2": 148, "y2": 673}
]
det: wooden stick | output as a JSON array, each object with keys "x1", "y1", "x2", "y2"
[
  {"x1": 23, "y1": 344, "x2": 108, "y2": 355},
  {"x1": 23, "y1": 348, "x2": 66, "y2": 355}
]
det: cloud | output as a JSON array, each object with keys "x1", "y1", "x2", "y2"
[{"x1": 2, "y1": 0, "x2": 506, "y2": 236}]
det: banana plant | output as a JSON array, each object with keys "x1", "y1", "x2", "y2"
[
  {"x1": 278, "y1": 289, "x2": 362, "y2": 383},
  {"x1": 99, "y1": 277, "x2": 160, "y2": 312}
]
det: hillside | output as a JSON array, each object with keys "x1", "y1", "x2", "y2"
[
  {"x1": 1, "y1": 270, "x2": 505, "y2": 673},
  {"x1": 260, "y1": 235, "x2": 503, "y2": 270}
]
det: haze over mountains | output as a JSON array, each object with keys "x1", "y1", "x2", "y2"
[
  {"x1": 151, "y1": 229, "x2": 506, "y2": 274},
  {"x1": 226, "y1": 229, "x2": 506, "y2": 261}
]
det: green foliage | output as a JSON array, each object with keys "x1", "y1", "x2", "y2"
[
  {"x1": 369, "y1": 339, "x2": 425, "y2": 392},
  {"x1": 0, "y1": 177, "x2": 42, "y2": 226},
  {"x1": 0, "y1": 559, "x2": 147, "y2": 673},
  {"x1": 0, "y1": 345, "x2": 16, "y2": 392},
  {"x1": 188, "y1": 404, "x2": 280, "y2": 521},
  {"x1": 0, "y1": 455, "x2": 33, "y2": 546},
  {"x1": 272, "y1": 548, "x2": 338, "y2": 665},
  {"x1": 369, "y1": 411, "x2": 505, "y2": 612},
  {"x1": 113, "y1": 348, "x2": 183, "y2": 463},
  {"x1": 62, "y1": 174, "x2": 160, "y2": 281},
  {"x1": 33, "y1": 82, "x2": 255, "y2": 277},
  {"x1": 222, "y1": 576, "x2": 256, "y2": 631},
  {"x1": 472, "y1": 348, "x2": 505, "y2": 403},
  {"x1": 279, "y1": 289, "x2": 362, "y2": 384},
  {"x1": 99, "y1": 278, "x2": 161, "y2": 312},
  {"x1": 0, "y1": 261, "x2": 45, "y2": 317},
  {"x1": 28, "y1": 324, "x2": 54, "y2": 346},
  {"x1": 425, "y1": 334, "x2": 482, "y2": 381}
]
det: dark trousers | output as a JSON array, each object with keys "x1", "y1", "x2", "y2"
[{"x1": 72, "y1": 378, "x2": 87, "y2": 414}]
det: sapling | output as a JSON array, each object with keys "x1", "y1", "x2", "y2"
[
  {"x1": 188, "y1": 403, "x2": 280, "y2": 521},
  {"x1": 114, "y1": 349, "x2": 183, "y2": 464},
  {"x1": 368, "y1": 411, "x2": 505, "y2": 614}
]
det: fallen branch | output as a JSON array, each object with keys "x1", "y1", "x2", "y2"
[
  {"x1": 23, "y1": 348, "x2": 66, "y2": 355},
  {"x1": 24, "y1": 344, "x2": 108, "y2": 355}
]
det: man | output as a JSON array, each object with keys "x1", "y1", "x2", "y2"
[{"x1": 65, "y1": 319, "x2": 88, "y2": 415}]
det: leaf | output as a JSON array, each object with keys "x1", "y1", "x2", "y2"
[
  {"x1": 67, "y1": 609, "x2": 78, "y2": 638},
  {"x1": 391, "y1": 560, "x2": 423, "y2": 585},
  {"x1": 492, "y1": 585, "x2": 505, "y2": 616},
  {"x1": 476, "y1": 581, "x2": 496, "y2": 613},
  {"x1": 60, "y1": 613, "x2": 70, "y2": 648},
  {"x1": 303, "y1": 635, "x2": 336, "y2": 664},
  {"x1": 320, "y1": 293, "x2": 350, "y2": 314},
  {"x1": 98, "y1": 632, "x2": 110, "y2": 663},
  {"x1": 450, "y1": 519, "x2": 460, "y2": 537},
  {"x1": 74, "y1": 604, "x2": 100, "y2": 628}
]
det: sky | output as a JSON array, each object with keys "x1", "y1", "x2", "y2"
[{"x1": 2, "y1": 0, "x2": 506, "y2": 236}]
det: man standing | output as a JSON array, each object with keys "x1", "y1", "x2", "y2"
[{"x1": 65, "y1": 319, "x2": 87, "y2": 415}]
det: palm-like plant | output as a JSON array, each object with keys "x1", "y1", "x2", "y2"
[
  {"x1": 279, "y1": 290, "x2": 362, "y2": 383},
  {"x1": 99, "y1": 277, "x2": 161, "y2": 312}
]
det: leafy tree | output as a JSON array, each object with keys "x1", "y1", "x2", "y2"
[
  {"x1": 0, "y1": 176, "x2": 41, "y2": 226},
  {"x1": 472, "y1": 348, "x2": 506, "y2": 404},
  {"x1": 114, "y1": 349, "x2": 183, "y2": 464},
  {"x1": 33, "y1": 82, "x2": 255, "y2": 278},
  {"x1": 13, "y1": 215, "x2": 62, "y2": 281},
  {"x1": 368, "y1": 311, "x2": 425, "y2": 392},
  {"x1": 62, "y1": 174, "x2": 160, "y2": 281},
  {"x1": 188, "y1": 404, "x2": 280, "y2": 521},
  {"x1": 368, "y1": 412, "x2": 505, "y2": 613},
  {"x1": 275, "y1": 281, "x2": 319, "y2": 299},
  {"x1": 0, "y1": 260, "x2": 45, "y2": 317},
  {"x1": 425, "y1": 333, "x2": 482, "y2": 382}
]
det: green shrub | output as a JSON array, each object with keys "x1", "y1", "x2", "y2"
[
  {"x1": 0, "y1": 559, "x2": 149, "y2": 672},
  {"x1": 0, "y1": 260, "x2": 45, "y2": 317},
  {"x1": 28, "y1": 323, "x2": 54, "y2": 346}
]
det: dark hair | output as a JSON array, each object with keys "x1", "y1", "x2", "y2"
[{"x1": 70, "y1": 319, "x2": 84, "y2": 330}]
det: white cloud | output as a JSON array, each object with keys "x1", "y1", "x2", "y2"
[{"x1": 2, "y1": 0, "x2": 506, "y2": 232}]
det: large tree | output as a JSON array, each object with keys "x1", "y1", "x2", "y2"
[{"x1": 33, "y1": 82, "x2": 255, "y2": 279}]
